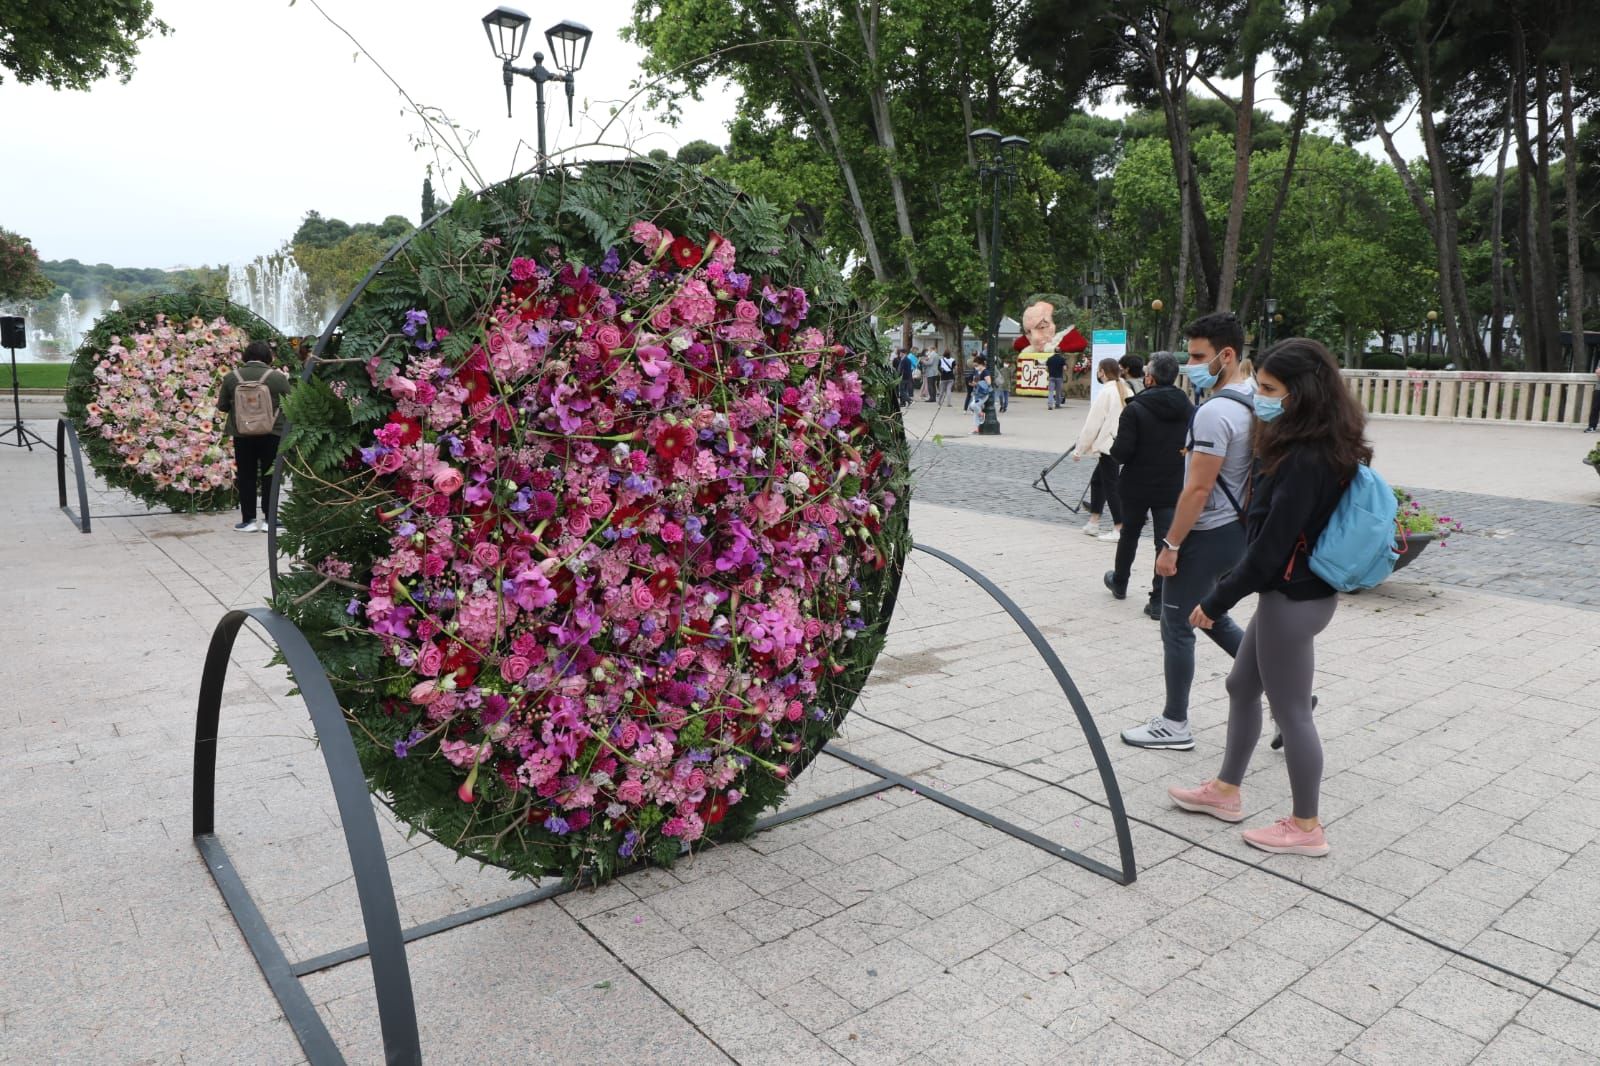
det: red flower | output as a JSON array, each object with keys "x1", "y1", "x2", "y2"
[
  {"x1": 647, "y1": 565, "x2": 679, "y2": 600},
  {"x1": 654, "y1": 422, "x2": 696, "y2": 461},
  {"x1": 669, "y1": 237, "x2": 704, "y2": 269},
  {"x1": 386, "y1": 411, "x2": 422, "y2": 446}
]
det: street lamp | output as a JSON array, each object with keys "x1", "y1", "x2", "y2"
[
  {"x1": 482, "y1": 7, "x2": 593, "y2": 170},
  {"x1": 1426, "y1": 309, "x2": 1439, "y2": 362},
  {"x1": 1264, "y1": 297, "x2": 1279, "y2": 348},
  {"x1": 969, "y1": 129, "x2": 1029, "y2": 436}
]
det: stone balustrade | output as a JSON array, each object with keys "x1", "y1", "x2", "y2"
[{"x1": 1341, "y1": 368, "x2": 1596, "y2": 426}]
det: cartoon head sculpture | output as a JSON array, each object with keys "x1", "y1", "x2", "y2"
[{"x1": 1022, "y1": 299, "x2": 1057, "y2": 353}]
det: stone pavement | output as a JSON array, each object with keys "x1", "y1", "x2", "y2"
[{"x1": 3, "y1": 415, "x2": 1600, "y2": 1064}]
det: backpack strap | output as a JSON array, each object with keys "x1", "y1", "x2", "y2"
[{"x1": 1185, "y1": 389, "x2": 1254, "y2": 524}]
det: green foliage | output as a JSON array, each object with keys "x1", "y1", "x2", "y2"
[
  {"x1": 0, "y1": 227, "x2": 54, "y2": 301},
  {"x1": 9, "y1": 363, "x2": 69, "y2": 389},
  {"x1": 675, "y1": 139, "x2": 725, "y2": 166},
  {"x1": 277, "y1": 159, "x2": 912, "y2": 884},
  {"x1": 63, "y1": 292, "x2": 287, "y2": 513},
  {"x1": 38, "y1": 259, "x2": 227, "y2": 305},
  {"x1": 0, "y1": 0, "x2": 170, "y2": 90}
]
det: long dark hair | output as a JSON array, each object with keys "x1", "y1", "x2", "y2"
[{"x1": 1254, "y1": 338, "x2": 1372, "y2": 478}]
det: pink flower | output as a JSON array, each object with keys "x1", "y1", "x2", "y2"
[
  {"x1": 409, "y1": 681, "x2": 439, "y2": 704},
  {"x1": 500, "y1": 655, "x2": 531, "y2": 683},
  {"x1": 509, "y1": 257, "x2": 538, "y2": 281},
  {"x1": 734, "y1": 300, "x2": 760, "y2": 323},
  {"x1": 593, "y1": 323, "x2": 623, "y2": 351},
  {"x1": 432, "y1": 466, "x2": 464, "y2": 495},
  {"x1": 471, "y1": 542, "x2": 500, "y2": 569},
  {"x1": 630, "y1": 584, "x2": 655, "y2": 610},
  {"x1": 416, "y1": 644, "x2": 444, "y2": 676}
]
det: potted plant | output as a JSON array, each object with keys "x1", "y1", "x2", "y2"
[
  {"x1": 1393, "y1": 487, "x2": 1463, "y2": 571},
  {"x1": 1585, "y1": 441, "x2": 1600, "y2": 479}
]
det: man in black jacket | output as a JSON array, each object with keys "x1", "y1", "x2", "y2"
[{"x1": 1104, "y1": 352, "x2": 1191, "y2": 618}]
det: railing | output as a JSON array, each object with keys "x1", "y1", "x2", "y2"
[{"x1": 1341, "y1": 369, "x2": 1596, "y2": 426}]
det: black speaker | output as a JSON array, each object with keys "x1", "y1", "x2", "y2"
[{"x1": 0, "y1": 317, "x2": 24, "y2": 350}]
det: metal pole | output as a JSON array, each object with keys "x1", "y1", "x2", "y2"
[
  {"x1": 980, "y1": 158, "x2": 1003, "y2": 435},
  {"x1": 533, "y1": 57, "x2": 548, "y2": 172}
]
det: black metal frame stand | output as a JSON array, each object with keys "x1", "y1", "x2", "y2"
[
  {"x1": 55, "y1": 417, "x2": 202, "y2": 533},
  {"x1": 1031, "y1": 449, "x2": 1090, "y2": 514},
  {"x1": 2, "y1": 347, "x2": 52, "y2": 451},
  {"x1": 196, "y1": 546, "x2": 1135, "y2": 1064}
]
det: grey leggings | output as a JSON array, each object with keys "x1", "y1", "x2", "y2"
[{"x1": 1218, "y1": 591, "x2": 1337, "y2": 820}]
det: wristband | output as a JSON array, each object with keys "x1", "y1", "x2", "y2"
[{"x1": 1161, "y1": 539, "x2": 1183, "y2": 552}]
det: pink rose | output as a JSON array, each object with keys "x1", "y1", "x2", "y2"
[
  {"x1": 650, "y1": 307, "x2": 674, "y2": 331},
  {"x1": 409, "y1": 681, "x2": 439, "y2": 704},
  {"x1": 594, "y1": 324, "x2": 623, "y2": 351},
  {"x1": 421, "y1": 554, "x2": 447, "y2": 578},
  {"x1": 416, "y1": 643, "x2": 444, "y2": 677},
  {"x1": 374, "y1": 450, "x2": 406, "y2": 475},
  {"x1": 471, "y1": 542, "x2": 500, "y2": 569},
  {"x1": 432, "y1": 466, "x2": 464, "y2": 496},
  {"x1": 630, "y1": 584, "x2": 655, "y2": 610},
  {"x1": 659, "y1": 522, "x2": 683, "y2": 543},
  {"x1": 500, "y1": 655, "x2": 531, "y2": 683},
  {"x1": 618, "y1": 779, "x2": 644, "y2": 803},
  {"x1": 734, "y1": 300, "x2": 759, "y2": 323},
  {"x1": 385, "y1": 374, "x2": 417, "y2": 399}
]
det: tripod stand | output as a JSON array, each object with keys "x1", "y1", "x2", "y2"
[{"x1": 2, "y1": 343, "x2": 53, "y2": 452}]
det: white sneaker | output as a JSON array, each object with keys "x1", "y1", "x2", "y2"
[
  {"x1": 232, "y1": 520, "x2": 256, "y2": 533},
  {"x1": 1121, "y1": 715, "x2": 1195, "y2": 750},
  {"x1": 1081, "y1": 519, "x2": 1101, "y2": 537},
  {"x1": 1099, "y1": 528, "x2": 1123, "y2": 541}
]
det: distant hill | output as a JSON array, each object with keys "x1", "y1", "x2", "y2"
[{"x1": 40, "y1": 259, "x2": 226, "y2": 304}]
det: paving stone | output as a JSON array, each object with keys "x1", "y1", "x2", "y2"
[
  {"x1": 1343, "y1": 1006, "x2": 1485, "y2": 1066},
  {"x1": 1511, "y1": 988, "x2": 1600, "y2": 1057},
  {"x1": 1472, "y1": 1022, "x2": 1596, "y2": 1065},
  {"x1": 1396, "y1": 964, "x2": 1529, "y2": 1043},
  {"x1": 896, "y1": 903, "x2": 1018, "y2": 968},
  {"x1": 1290, "y1": 925, "x2": 1445, "y2": 1026},
  {"x1": 916, "y1": 1005, "x2": 1067, "y2": 1066},
  {"x1": 1082, "y1": 924, "x2": 1204, "y2": 997},
  {"x1": 1120, "y1": 975, "x2": 1253, "y2": 1058},
  {"x1": 1049, "y1": 1021, "x2": 1183, "y2": 1065},
  {"x1": 1245, "y1": 903, "x2": 1366, "y2": 968},
  {"x1": 815, "y1": 938, "x2": 944, "y2": 1011},
  {"x1": 1228, "y1": 989, "x2": 1364, "y2": 1064}
]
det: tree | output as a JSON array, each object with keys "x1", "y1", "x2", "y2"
[
  {"x1": 0, "y1": 0, "x2": 170, "y2": 90},
  {"x1": 292, "y1": 211, "x2": 353, "y2": 249},
  {"x1": 675, "y1": 139, "x2": 725, "y2": 166},
  {"x1": 421, "y1": 176, "x2": 436, "y2": 223},
  {"x1": 0, "y1": 228, "x2": 55, "y2": 301}
]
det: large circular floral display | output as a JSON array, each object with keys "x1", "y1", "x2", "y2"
[
  {"x1": 65, "y1": 293, "x2": 286, "y2": 512},
  {"x1": 277, "y1": 162, "x2": 910, "y2": 882}
]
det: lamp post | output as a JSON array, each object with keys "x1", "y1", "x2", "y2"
[
  {"x1": 969, "y1": 127, "x2": 1029, "y2": 436},
  {"x1": 482, "y1": 7, "x2": 593, "y2": 171},
  {"x1": 1264, "y1": 297, "x2": 1278, "y2": 349},
  {"x1": 1426, "y1": 309, "x2": 1438, "y2": 363}
]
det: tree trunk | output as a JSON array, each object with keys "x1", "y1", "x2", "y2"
[
  {"x1": 1533, "y1": 60, "x2": 1564, "y2": 372},
  {"x1": 955, "y1": 33, "x2": 988, "y2": 268},
  {"x1": 1510, "y1": 25, "x2": 1546, "y2": 370},
  {"x1": 901, "y1": 309, "x2": 914, "y2": 355},
  {"x1": 1562, "y1": 59, "x2": 1586, "y2": 372},
  {"x1": 1215, "y1": 49, "x2": 1257, "y2": 312},
  {"x1": 1239, "y1": 103, "x2": 1306, "y2": 325},
  {"x1": 789, "y1": 40, "x2": 887, "y2": 284},
  {"x1": 1491, "y1": 114, "x2": 1511, "y2": 370}
]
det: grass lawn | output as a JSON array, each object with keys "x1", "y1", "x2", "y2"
[{"x1": 5, "y1": 363, "x2": 71, "y2": 389}]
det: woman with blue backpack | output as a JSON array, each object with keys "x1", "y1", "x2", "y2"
[{"x1": 1167, "y1": 338, "x2": 1384, "y2": 857}]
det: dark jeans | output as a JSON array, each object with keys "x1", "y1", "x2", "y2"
[
  {"x1": 1088, "y1": 455, "x2": 1122, "y2": 524},
  {"x1": 1161, "y1": 522, "x2": 1247, "y2": 723},
  {"x1": 1589, "y1": 387, "x2": 1599, "y2": 430},
  {"x1": 1113, "y1": 496, "x2": 1174, "y2": 604},
  {"x1": 234, "y1": 433, "x2": 279, "y2": 523}
]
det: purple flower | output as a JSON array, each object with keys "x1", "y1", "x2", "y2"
[
  {"x1": 401, "y1": 309, "x2": 429, "y2": 337},
  {"x1": 393, "y1": 729, "x2": 425, "y2": 758},
  {"x1": 545, "y1": 815, "x2": 571, "y2": 835},
  {"x1": 620, "y1": 829, "x2": 639, "y2": 858},
  {"x1": 599, "y1": 247, "x2": 621, "y2": 274}
]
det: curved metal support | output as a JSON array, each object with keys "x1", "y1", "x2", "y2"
[
  {"x1": 55, "y1": 418, "x2": 92, "y2": 534},
  {"x1": 195, "y1": 607, "x2": 420, "y2": 1065},
  {"x1": 910, "y1": 542, "x2": 1137, "y2": 885}
]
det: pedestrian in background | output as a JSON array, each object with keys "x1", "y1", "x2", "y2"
[
  {"x1": 1074, "y1": 357, "x2": 1131, "y2": 540},
  {"x1": 217, "y1": 339, "x2": 292, "y2": 533},
  {"x1": 1046, "y1": 348, "x2": 1067, "y2": 410},
  {"x1": 923, "y1": 347, "x2": 940, "y2": 402},
  {"x1": 1167, "y1": 338, "x2": 1369, "y2": 858},
  {"x1": 1105, "y1": 352, "x2": 1191, "y2": 617},
  {"x1": 938, "y1": 350, "x2": 956, "y2": 405},
  {"x1": 1120, "y1": 354, "x2": 1146, "y2": 396},
  {"x1": 969, "y1": 355, "x2": 993, "y2": 433}
]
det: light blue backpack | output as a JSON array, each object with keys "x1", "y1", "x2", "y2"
[{"x1": 1308, "y1": 465, "x2": 1401, "y2": 592}]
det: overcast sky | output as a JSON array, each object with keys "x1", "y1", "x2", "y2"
[{"x1": 3, "y1": 0, "x2": 1425, "y2": 271}]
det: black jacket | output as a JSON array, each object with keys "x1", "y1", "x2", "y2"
[
  {"x1": 1201, "y1": 449, "x2": 1349, "y2": 617},
  {"x1": 1108, "y1": 385, "x2": 1191, "y2": 505}
]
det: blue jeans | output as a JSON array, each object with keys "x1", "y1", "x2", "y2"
[
  {"x1": 1047, "y1": 377, "x2": 1064, "y2": 407},
  {"x1": 1161, "y1": 522, "x2": 1246, "y2": 723}
]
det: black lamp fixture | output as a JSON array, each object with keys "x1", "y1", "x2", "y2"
[
  {"x1": 968, "y1": 127, "x2": 1032, "y2": 436},
  {"x1": 482, "y1": 7, "x2": 593, "y2": 169}
]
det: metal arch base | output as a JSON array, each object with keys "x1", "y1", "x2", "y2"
[
  {"x1": 56, "y1": 419, "x2": 93, "y2": 533},
  {"x1": 195, "y1": 546, "x2": 1135, "y2": 1064}
]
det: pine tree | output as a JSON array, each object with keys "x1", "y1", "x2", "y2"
[{"x1": 421, "y1": 176, "x2": 436, "y2": 224}]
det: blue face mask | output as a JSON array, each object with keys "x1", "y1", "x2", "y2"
[
  {"x1": 1254, "y1": 395, "x2": 1286, "y2": 422},
  {"x1": 1182, "y1": 361, "x2": 1219, "y2": 390}
]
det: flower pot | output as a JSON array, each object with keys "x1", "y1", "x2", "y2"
[
  {"x1": 1586, "y1": 458, "x2": 1600, "y2": 480},
  {"x1": 1392, "y1": 531, "x2": 1436, "y2": 572}
]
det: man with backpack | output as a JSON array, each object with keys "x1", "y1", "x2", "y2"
[
  {"x1": 217, "y1": 339, "x2": 293, "y2": 532},
  {"x1": 1122, "y1": 313, "x2": 1254, "y2": 751},
  {"x1": 937, "y1": 350, "x2": 956, "y2": 405},
  {"x1": 1105, "y1": 352, "x2": 1192, "y2": 618}
]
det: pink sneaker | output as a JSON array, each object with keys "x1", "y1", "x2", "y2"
[
  {"x1": 1242, "y1": 817, "x2": 1330, "y2": 856},
  {"x1": 1167, "y1": 780, "x2": 1244, "y2": 822}
]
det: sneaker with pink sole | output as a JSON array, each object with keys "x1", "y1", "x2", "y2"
[
  {"x1": 1167, "y1": 780, "x2": 1244, "y2": 822},
  {"x1": 1242, "y1": 817, "x2": 1330, "y2": 856}
]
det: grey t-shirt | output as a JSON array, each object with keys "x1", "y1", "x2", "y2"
[{"x1": 1187, "y1": 380, "x2": 1256, "y2": 531}]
